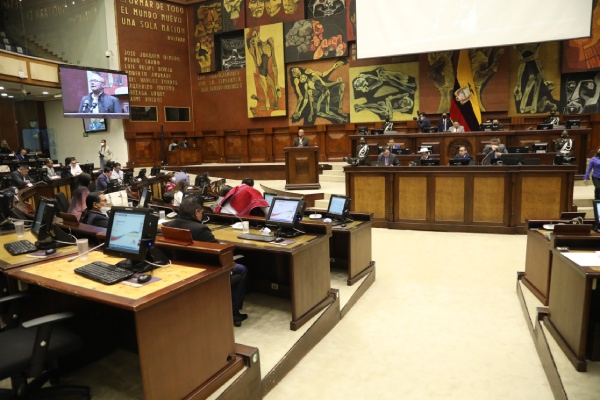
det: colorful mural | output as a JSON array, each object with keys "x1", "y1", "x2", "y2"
[
  {"x1": 246, "y1": 0, "x2": 305, "y2": 28},
  {"x1": 245, "y1": 23, "x2": 287, "y2": 118},
  {"x1": 222, "y1": 0, "x2": 246, "y2": 32},
  {"x1": 350, "y1": 63, "x2": 419, "y2": 123},
  {"x1": 284, "y1": 14, "x2": 347, "y2": 62},
  {"x1": 306, "y1": 0, "x2": 346, "y2": 19},
  {"x1": 287, "y1": 58, "x2": 349, "y2": 125},
  {"x1": 220, "y1": 33, "x2": 246, "y2": 70},
  {"x1": 560, "y1": 71, "x2": 600, "y2": 114},
  {"x1": 563, "y1": 0, "x2": 600, "y2": 73}
]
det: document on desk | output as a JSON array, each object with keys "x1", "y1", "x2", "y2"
[{"x1": 562, "y1": 252, "x2": 600, "y2": 267}]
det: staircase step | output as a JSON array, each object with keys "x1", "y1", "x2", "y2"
[{"x1": 320, "y1": 175, "x2": 345, "y2": 183}]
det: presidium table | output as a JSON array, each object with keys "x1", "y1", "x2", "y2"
[{"x1": 345, "y1": 164, "x2": 576, "y2": 234}]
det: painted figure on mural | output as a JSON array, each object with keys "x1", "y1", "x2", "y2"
[
  {"x1": 354, "y1": 93, "x2": 414, "y2": 121},
  {"x1": 248, "y1": 0, "x2": 265, "y2": 18},
  {"x1": 307, "y1": 0, "x2": 346, "y2": 18},
  {"x1": 353, "y1": 67, "x2": 416, "y2": 95},
  {"x1": 224, "y1": 0, "x2": 243, "y2": 19},
  {"x1": 513, "y1": 43, "x2": 558, "y2": 114},
  {"x1": 194, "y1": 1, "x2": 222, "y2": 37},
  {"x1": 290, "y1": 60, "x2": 348, "y2": 124},
  {"x1": 427, "y1": 51, "x2": 455, "y2": 113},
  {"x1": 221, "y1": 36, "x2": 246, "y2": 71},
  {"x1": 247, "y1": 30, "x2": 281, "y2": 115},
  {"x1": 283, "y1": 0, "x2": 300, "y2": 14},
  {"x1": 265, "y1": 0, "x2": 282, "y2": 17},
  {"x1": 195, "y1": 36, "x2": 214, "y2": 73},
  {"x1": 562, "y1": 71, "x2": 600, "y2": 114},
  {"x1": 469, "y1": 48, "x2": 504, "y2": 112}
]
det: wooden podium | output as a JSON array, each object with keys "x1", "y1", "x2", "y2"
[{"x1": 284, "y1": 146, "x2": 321, "y2": 190}]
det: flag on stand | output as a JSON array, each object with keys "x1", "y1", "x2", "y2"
[{"x1": 449, "y1": 50, "x2": 482, "y2": 132}]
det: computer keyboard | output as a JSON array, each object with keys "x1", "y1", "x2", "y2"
[
  {"x1": 4, "y1": 240, "x2": 37, "y2": 256},
  {"x1": 237, "y1": 233, "x2": 276, "y2": 243},
  {"x1": 74, "y1": 261, "x2": 134, "y2": 285}
]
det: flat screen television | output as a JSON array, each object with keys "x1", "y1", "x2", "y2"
[
  {"x1": 531, "y1": 142, "x2": 548, "y2": 153},
  {"x1": 59, "y1": 65, "x2": 129, "y2": 119},
  {"x1": 420, "y1": 159, "x2": 440, "y2": 166},
  {"x1": 103, "y1": 206, "x2": 159, "y2": 271},
  {"x1": 507, "y1": 146, "x2": 529, "y2": 154},
  {"x1": 449, "y1": 158, "x2": 471, "y2": 166},
  {"x1": 81, "y1": 163, "x2": 94, "y2": 174},
  {"x1": 326, "y1": 195, "x2": 351, "y2": 221},
  {"x1": 265, "y1": 196, "x2": 305, "y2": 236},
  {"x1": 82, "y1": 117, "x2": 107, "y2": 133}
]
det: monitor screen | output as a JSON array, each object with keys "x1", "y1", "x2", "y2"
[
  {"x1": 31, "y1": 198, "x2": 55, "y2": 240},
  {"x1": 266, "y1": 197, "x2": 304, "y2": 231},
  {"x1": 507, "y1": 146, "x2": 529, "y2": 154},
  {"x1": 82, "y1": 118, "x2": 108, "y2": 133},
  {"x1": 150, "y1": 166, "x2": 161, "y2": 176},
  {"x1": 537, "y1": 123, "x2": 554, "y2": 130},
  {"x1": 82, "y1": 163, "x2": 94, "y2": 174},
  {"x1": 499, "y1": 154, "x2": 522, "y2": 165},
  {"x1": 594, "y1": 200, "x2": 600, "y2": 227},
  {"x1": 138, "y1": 187, "x2": 150, "y2": 208},
  {"x1": 327, "y1": 195, "x2": 350, "y2": 218},
  {"x1": 480, "y1": 122, "x2": 493, "y2": 131},
  {"x1": 59, "y1": 65, "x2": 130, "y2": 119},
  {"x1": 531, "y1": 142, "x2": 548, "y2": 153},
  {"x1": 263, "y1": 192, "x2": 276, "y2": 208},
  {"x1": 566, "y1": 119, "x2": 581, "y2": 129},
  {"x1": 420, "y1": 159, "x2": 440, "y2": 166},
  {"x1": 449, "y1": 158, "x2": 471, "y2": 166},
  {"x1": 104, "y1": 207, "x2": 158, "y2": 270}
]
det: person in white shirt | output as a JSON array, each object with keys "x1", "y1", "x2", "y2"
[
  {"x1": 448, "y1": 120, "x2": 465, "y2": 133},
  {"x1": 43, "y1": 159, "x2": 58, "y2": 179},
  {"x1": 110, "y1": 162, "x2": 123, "y2": 183},
  {"x1": 173, "y1": 180, "x2": 188, "y2": 206},
  {"x1": 69, "y1": 158, "x2": 83, "y2": 176}
]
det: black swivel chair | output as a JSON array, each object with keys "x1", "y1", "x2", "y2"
[
  {"x1": 54, "y1": 193, "x2": 69, "y2": 213},
  {"x1": 0, "y1": 294, "x2": 90, "y2": 399}
]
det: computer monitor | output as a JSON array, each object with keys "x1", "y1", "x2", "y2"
[
  {"x1": 499, "y1": 154, "x2": 522, "y2": 165},
  {"x1": 449, "y1": 158, "x2": 471, "y2": 166},
  {"x1": 263, "y1": 192, "x2": 276, "y2": 208},
  {"x1": 424, "y1": 127, "x2": 438, "y2": 133},
  {"x1": 507, "y1": 146, "x2": 529, "y2": 154},
  {"x1": 420, "y1": 159, "x2": 440, "y2": 166},
  {"x1": 566, "y1": 119, "x2": 580, "y2": 129},
  {"x1": 531, "y1": 142, "x2": 548, "y2": 153},
  {"x1": 81, "y1": 163, "x2": 94, "y2": 174},
  {"x1": 0, "y1": 188, "x2": 15, "y2": 222},
  {"x1": 327, "y1": 195, "x2": 351, "y2": 220},
  {"x1": 60, "y1": 166, "x2": 71, "y2": 177},
  {"x1": 593, "y1": 200, "x2": 600, "y2": 229},
  {"x1": 265, "y1": 196, "x2": 305, "y2": 237},
  {"x1": 390, "y1": 148, "x2": 402, "y2": 155},
  {"x1": 137, "y1": 168, "x2": 147, "y2": 180},
  {"x1": 138, "y1": 187, "x2": 151, "y2": 208},
  {"x1": 480, "y1": 122, "x2": 493, "y2": 131},
  {"x1": 31, "y1": 198, "x2": 55, "y2": 240},
  {"x1": 123, "y1": 172, "x2": 133, "y2": 185},
  {"x1": 537, "y1": 123, "x2": 554, "y2": 130},
  {"x1": 106, "y1": 179, "x2": 121, "y2": 194},
  {"x1": 150, "y1": 166, "x2": 162, "y2": 176},
  {"x1": 103, "y1": 206, "x2": 160, "y2": 272}
]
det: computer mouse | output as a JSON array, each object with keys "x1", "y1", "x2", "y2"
[
  {"x1": 45, "y1": 248, "x2": 56, "y2": 256},
  {"x1": 137, "y1": 274, "x2": 152, "y2": 283},
  {"x1": 274, "y1": 237, "x2": 284, "y2": 243}
]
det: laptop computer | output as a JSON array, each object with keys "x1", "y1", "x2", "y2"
[{"x1": 371, "y1": 161, "x2": 386, "y2": 167}]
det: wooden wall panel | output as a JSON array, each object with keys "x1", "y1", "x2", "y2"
[
  {"x1": 398, "y1": 176, "x2": 427, "y2": 220},
  {"x1": 248, "y1": 134, "x2": 270, "y2": 162},
  {"x1": 473, "y1": 176, "x2": 505, "y2": 223},
  {"x1": 435, "y1": 176, "x2": 465, "y2": 221},
  {"x1": 353, "y1": 175, "x2": 386, "y2": 218},
  {"x1": 202, "y1": 136, "x2": 224, "y2": 163},
  {"x1": 520, "y1": 176, "x2": 562, "y2": 223}
]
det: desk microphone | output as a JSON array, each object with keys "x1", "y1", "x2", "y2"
[{"x1": 68, "y1": 242, "x2": 105, "y2": 262}]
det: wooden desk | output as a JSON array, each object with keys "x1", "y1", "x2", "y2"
[
  {"x1": 166, "y1": 147, "x2": 202, "y2": 166},
  {"x1": 0, "y1": 231, "x2": 77, "y2": 273},
  {"x1": 545, "y1": 242, "x2": 600, "y2": 371},
  {"x1": 345, "y1": 165, "x2": 576, "y2": 233},
  {"x1": 6, "y1": 250, "x2": 243, "y2": 400},
  {"x1": 284, "y1": 146, "x2": 321, "y2": 190},
  {"x1": 212, "y1": 225, "x2": 334, "y2": 330}
]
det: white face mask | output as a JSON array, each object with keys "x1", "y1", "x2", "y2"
[
  {"x1": 100, "y1": 142, "x2": 105, "y2": 146},
  {"x1": 100, "y1": 206, "x2": 110, "y2": 214}
]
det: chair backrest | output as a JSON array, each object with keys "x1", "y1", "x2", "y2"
[{"x1": 54, "y1": 192, "x2": 69, "y2": 213}]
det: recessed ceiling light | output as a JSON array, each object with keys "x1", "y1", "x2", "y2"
[
  {"x1": 0, "y1": 86, "x2": 4, "y2": 90},
  {"x1": 8, "y1": 96, "x2": 13, "y2": 98},
  {"x1": 0, "y1": 93, "x2": 7, "y2": 97},
  {"x1": 42, "y1": 91, "x2": 48, "y2": 94}
]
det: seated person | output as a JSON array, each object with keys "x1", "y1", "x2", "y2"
[
  {"x1": 418, "y1": 147, "x2": 432, "y2": 160},
  {"x1": 545, "y1": 110, "x2": 559, "y2": 125},
  {"x1": 67, "y1": 186, "x2": 90, "y2": 221},
  {"x1": 110, "y1": 162, "x2": 123, "y2": 183},
  {"x1": 168, "y1": 139, "x2": 179, "y2": 151},
  {"x1": 387, "y1": 138, "x2": 400, "y2": 150},
  {"x1": 344, "y1": 137, "x2": 370, "y2": 166},
  {"x1": 15, "y1": 148, "x2": 27, "y2": 162},
  {"x1": 173, "y1": 180, "x2": 188, "y2": 206},
  {"x1": 214, "y1": 181, "x2": 269, "y2": 216},
  {"x1": 42, "y1": 159, "x2": 58, "y2": 179},
  {"x1": 73, "y1": 172, "x2": 92, "y2": 192},
  {"x1": 69, "y1": 158, "x2": 83, "y2": 176},
  {"x1": 173, "y1": 167, "x2": 190, "y2": 183},
  {"x1": 211, "y1": 185, "x2": 233, "y2": 211},
  {"x1": 448, "y1": 121, "x2": 465, "y2": 133},
  {"x1": 483, "y1": 138, "x2": 508, "y2": 162},
  {"x1": 455, "y1": 146, "x2": 473, "y2": 160},
  {"x1": 491, "y1": 119, "x2": 503, "y2": 130},
  {"x1": 0, "y1": 139, "x2": 12, "y2": 154},
  {"x1": 377, "y1": 147, "x2": 399, "y2": 166},
  {"x1": 241, "y1": 178, "x2": 254, "y2": 187},
  {"x1": 383, "y1": 118, "x2": 394, "y2": 132},
  {"x1": 10, "y1": 164, "x2": 35, "y2": 188},
  {"x1": 163, "y1": 195, "x2": 248, "y2": 327},
  {"x1": 80, "y1": 191, "x2": 109, "y2": 228},
  {"x1": 96, "y1": 167, "x2": 112, "y2": 191},
  {"x1": 554, "y1": 130, "x2": 573, "y2": 156}
]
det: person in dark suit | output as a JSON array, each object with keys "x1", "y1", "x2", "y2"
[
  {"x1": 0, "y1": 139, "x2": 12, "y2": 154},
  {"x1": 377, "y1": 147, "x2": 399, "y2": 166},
  {"x1": 437, "y1": 113, "x2": 452, "y2": 132},
  {"x1": 455, "y1": 146, "x2": 473, "y2": 160},
  {"x1": 80, "y1": 191, "x2": 109, "y2": 228},
  {"x1": 96, "y1": 167, "x2": 112, "y2": 191},
  {"x1": 417, "y1": 112, "x2": 432, "y2": 132},
  {"x1": 164, "y1": 195, "x2": 248, "y2": 327},
  {"x1": 483, "y1": 138, "x2": 508, "y2": 163},
  {"x1": 15, "y1": 148, "x2": 27, "y2": 162},
  {"x1": 10, "y1": 164, "x2": 35, "y2": 188},
  {"x1": 292, "y1": 129, "x2": 310, "y2": 147}
]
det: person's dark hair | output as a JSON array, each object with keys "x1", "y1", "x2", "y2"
[
  {"x1": 76, "y1": 172, "x2": 92, "y2": 188},
  {"x1": 18, "y1": 164, "x2": 28, "y2": 171},
  {"x1": 86, "y1": 191, "x2": 102, "y2": 209},
  {"x1": 103, "y1": 167, "x2": 111, "y2": 173},
  {"x1": 174, "y1": 180, "x2": 187, "y2": 193},
  {"x1": 218, "y1": 185, "x2": 232, "y2": 197},
  {"x1": 180, "y1": 167, "x2": 187, "y2": 173},
  {"x1": 173, "y1": 139, "x2": 179, "y2": 144},
  {"x1": 241, "y1": 178, "x2": 254, "y2": 187},
  {"x1": 113, "y1": 162, "x2": 121, "y2": 169},
  {"x1": 179, "y1": 195, "x2": 204, "y2": 219}
]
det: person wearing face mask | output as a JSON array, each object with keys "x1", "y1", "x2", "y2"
[
  {"x1": 164, "y1": 195, "x2": 248, "y2": 327},
  {"x1": 584, "y1": 147, "x2": 600, "y2": 200},
  {"x1": 437, "y1": 113, "x2": 451, "y2": 132},
  {"x1": 96, "y1": 167, "x2": 113, "y2": 191},
  {"x1": 99, "y1": 139, "x2": 113, "y2": 170},
  {"x1": 80, "y1": 191, "x2": 110, "y2": 227}
]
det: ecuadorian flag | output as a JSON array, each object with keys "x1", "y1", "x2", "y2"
[{"x1": 449, "y1": 50, "x2": 482, "y2": 132}]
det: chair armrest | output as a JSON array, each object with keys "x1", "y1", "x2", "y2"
[
  {"x1": 0, "y1": 292, "x2": 29, "y2": 305},
  {"x1": 22, "y1": 312, "x2": 75, "y2": 329}
]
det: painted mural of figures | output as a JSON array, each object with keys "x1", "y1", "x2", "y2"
[
  {"x1": 513, "y1": 43, "x2": 558, "y2": 114},
  {"x1": 248, "y1": 0, "x2": 265, "y2": 18},
  {"x1": 283, "y1": 0, "x2": 300, "y2": 14},
  {"x1": 427, "y1": 51, "x2": 455, "y2": 113},
  {"x1": 353, "y1": 66, "x2": 415, "y2": 95},
  {"x1": 194, "y1": 1, "x2": 222, "y2": 37},
  {"x1": 290, "y1": 60, "x2": 348, "y2": 124},
  {"x1": 195, "y1": 36, "x2": 214, "y2": 73},
  {"x1": 353, "y1": 93, "x2": 413, "y2": 121},
  {"x1": 285, "y1": 17, "x2": 347, "y2": 62},
  {"x1": 265, "y1": 0, "x2": 283, "y2": 17},
  {"x1": 562, "y1": 71, "x2": 600, "y2": 114},
  {"x1": 307, "y1": 0, "x2": 346, "y2": 18},
  {"x1": 246, "y1": 31, "x2": 281, "y2": 114},
  {"x1": 469, "y1": 48, "x2": 504, "y2": 112}
]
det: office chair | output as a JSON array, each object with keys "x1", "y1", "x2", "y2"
[
  {"x1": 0, "y1": 294, "x2": 90, "y2": 399},
  {"x1": 54, "y1": 193, "x2": 69, "y2": 213}
]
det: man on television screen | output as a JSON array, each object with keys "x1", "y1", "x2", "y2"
[{"x1": 78, "y1": 72, "x2": 122, "y2": 114}]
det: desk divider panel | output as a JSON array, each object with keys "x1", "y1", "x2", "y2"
[
  {"x1": 519, "y1": 176, "x2": 562, "y2": 224},
  {"x1": 472, "y1": 175, "x2": 506, "y2": 223},
  {"x1": 434, "y1": 176, "x2": 466, "y2": 222},
  {"x1": 352, "y1": 175, "x2": 386, "y2": 219},
  {"x1": 398, "y1": 176, "x2": 427, "y2": 220}
]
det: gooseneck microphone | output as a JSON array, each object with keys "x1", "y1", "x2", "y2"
[
  {"x1": 82, "y1": 100, "x2": 90, "y2": 111},
  {"x1": 68, "y1": 242, "x2": 105, "y2": 262}
]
